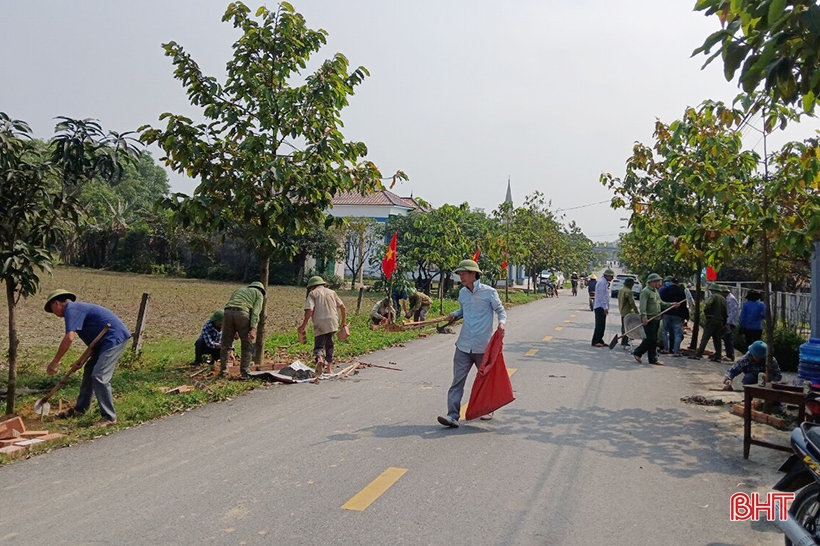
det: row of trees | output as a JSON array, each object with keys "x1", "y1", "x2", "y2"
[{"x1": 601, "y1": 0, "x2": 820, "y2": 375}]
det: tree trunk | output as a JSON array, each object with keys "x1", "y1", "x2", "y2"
[
  {"x1": 762, "y1": 230, "x2": 775, "y2": 378},
  {"x1": 254, "y1": 254, "x2": 270, "y2": 366},
  {"x1": 5, "y1": 280, "x2": 18, "y2": 415},
  {"x1": 689, "y1": 257, "x2": 703, "y2": 350},
  {"x1": 356, "y1": 235, "x2": 365, "y2": 289}
]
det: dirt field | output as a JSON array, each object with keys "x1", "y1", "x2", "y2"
[{"x1": 0, "y1": 267, "x2": 386, "y2": 349}]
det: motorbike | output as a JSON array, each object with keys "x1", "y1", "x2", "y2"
[
  {"x1": 588, "y1": 292, "x2": 595, "y2": 311},
  {"x1": 772, "y1": 391, "x2": 820, "y2": 545},
  {"x1": 544, "y1": 281, "x2": 555, "y2": 298}
]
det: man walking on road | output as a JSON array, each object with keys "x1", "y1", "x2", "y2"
[
  {"x1": 220, "y1": 281, "x2": 266, "y2": 379},
  {"x1": 298, "y1": 276, "x2": 347, "y2": 376},
  {"x1": 591, "y1": 269, "x2": 614, "y2": 347},
  {"x1": 438, "y1": 259, "x2": 506, "y2": 428},
  {"x1": 660, "y1": 278, "x2": 689, "y2": 357},
  {"x1": 45, "y1": 289, "x2": 131, "y2": 427},
  {"x1": 632, "y1": 273, "x2": 680, "y2": 366},
  {"x1": 617, "y1": 277, "x2": 639, "y2": 349},
  {"x1": 720, "y1": 286, "x2": 739, "y2": 362},
  {"x1": 690, "y1": 284, "x2": 728, "y2": 362}
]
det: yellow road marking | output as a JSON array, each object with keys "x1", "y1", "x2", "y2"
[
  {"x1": 341, "y1": 467, "x2": 408, "y2": 511},
  {"x1": 459, "y1": 368, "x2": 517, "y2": 419},
  {"x1": 570, "y1": 314, "x2": 576, "y2": 318},
  {"x1": 525, "y1": 349, "x2": 538, "y2": 356},
  {"x1": 563, "y1": 320, "x2": 571, "y2": 323},
  {"x1": 555, "y1": 326, "x2": 563, "y2": 331},
  {"x1": 542, "y1": 335, "x2": 553, "y2": 342}
]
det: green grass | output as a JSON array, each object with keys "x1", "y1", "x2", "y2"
[{"x1": 2, "y1": 288, "x2": 540, "y2": 464}]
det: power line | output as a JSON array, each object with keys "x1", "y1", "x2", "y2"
[{"x1": 555, "y1": 199, "x2": 610, "y2": 213}]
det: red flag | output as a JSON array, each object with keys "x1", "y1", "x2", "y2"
[
  {"x1": 382, "y1": 232, "x2": 398, "y2": 280},
  {"x1": 472, "y1": 242, "x2": 481, "y2": 262},
  {"x1": 706, "y1": 266, "x2": 717, "y2": 281},
  {"x1": 465, "y1": 330, "x2": 515, "y2": 420},
  {"x1": 501, "y1": 250, "x2": 508, "y2": 271}
]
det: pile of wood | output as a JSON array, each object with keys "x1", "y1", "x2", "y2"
[{"x1": 0, "y1": 415, "x2": 64, "y2": 458}]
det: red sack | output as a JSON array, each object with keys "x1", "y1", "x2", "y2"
[{"x1": 465, "y1": 330, "x2": 515, "y2": 420}]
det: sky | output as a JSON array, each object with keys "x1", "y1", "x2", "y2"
[{"x1": 2, "y1": 1, "x2": 818, "y2": 242}]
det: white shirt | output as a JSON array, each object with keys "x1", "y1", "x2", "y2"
[{"x1": 594, "y1": 277, "x2": 610, "y2": 310}]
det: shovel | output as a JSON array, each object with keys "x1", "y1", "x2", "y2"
[
  {"x1": 608, "y1": 305, "x2": 680, "y2": 349},
  {"x1": 34, "y1": 324, "x2": 110, "y2": 417},
  {"x1": 403, "y1": 316, "x2": 451, "y2": 327}
]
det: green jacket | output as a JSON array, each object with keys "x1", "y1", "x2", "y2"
[
  {"x1": 704, "y1": 293, "x2": 728, "y2": 326},
  {"x1": 225, "y1": 286, "x2": 265, "y2": 328},
  {"x1": 618, "y1": 288, "x2": 638, "y2": 317},
  {"x1": 639, "y1": 285, "x2": 672, "y2": 321}
]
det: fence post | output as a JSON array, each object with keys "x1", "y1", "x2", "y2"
[
  {"x1": 355, "y1": 286, "x2": 364, "y2": 315},
  {"x1": 132, "y1": 293, "x2": 150, "y2": 353},
  {"x1": 780, "y1": 292, "x2": 787, "y2": 327}
]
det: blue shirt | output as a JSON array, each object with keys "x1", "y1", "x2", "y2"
[
  {"x1": 739, "y1": 300, "x2": 766, "y2": 330},
  {"x1": 451, "y1": 280, "x2": 507, "y2": 354},
  {"x1": 63, "y1": 301, "x2": 131, "y2": 352},
  {"x1": 199, "y1": 320, "x2": 222, "y2": 349}
]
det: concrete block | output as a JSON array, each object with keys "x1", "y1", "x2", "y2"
[
  {"x1": 13, "y1": 438, "x2": 44, "y2": 447},
  {"x1": 0, "y1": 445, "x2": 25, "y2": 456}
]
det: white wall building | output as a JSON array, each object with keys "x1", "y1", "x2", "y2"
[{"x1": 304, "y1": 189, "x2": 424, "y2": 279}]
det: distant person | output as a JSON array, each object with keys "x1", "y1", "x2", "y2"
[
  {"x1": 690, "y1": 284, "x2": 727, "y2": 362},
  {"x1": 617, "y1": 277, "x2": 639, "y2": 350},
  {"x1": 298, "y1": 276, "x2": 347, "y2": 376},
  {"x1": 437, "y1": 259, "x2": 506, "y2": 428},
  {"x1": 570, "y1": 272, "x2": 579, "y2": 296},
  {"x1": 405, "y1": 288, "x2": 433, "y2": 322},
  {"x1": 44, "y1": 289, "x2": 131, "y2": 427},
  {"x1": 660, "y1": 278, "x2": 688, "y2": 357},
  {"x1": 219, "y1": 281, "x2": 266, "y2": 379},
  {"x1": 739, "y1": 290, "x2": 766, "y2": 347},
  {"x1": 723, "y1": 340, "x2": 781, "y2": 389},
  {"x1": 370, "y1": 297, "x2": 395, "y2": 328},
  {"x1": 391, "y1": 286, "x2": 408, "y2": 318},
  {"x1": 591, "y1": 269, "x2": 614, "y2": 347},
  {"x1": 194, "y1": 310, "x2": 228, "y2": 366},
  {"x1": 721, "y1": 286, "x2": 740, "y2": 361},
  {"x1": 587, "y1": 274, "x2": 598, "y2": 312},
  {"x1": 632, "y1": 273, "x2": 680, "y2": 366}
]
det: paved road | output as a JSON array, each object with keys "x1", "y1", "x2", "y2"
[{"x1": 0, "y1": 291, "x2": 780, "y2": 545}]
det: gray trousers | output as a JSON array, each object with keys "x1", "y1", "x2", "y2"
[
  {"x1": 75, "y1": 339, "x2": 127, "y2": 422},
  {"x1": 221, "y1": 308, "x2": 254, "y2": 373},
  {"x1": 446, "y1": 348, "x2": 484, "y2": 421}
]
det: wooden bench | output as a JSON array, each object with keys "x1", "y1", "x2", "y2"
[{"x1": 743, "y1": 384, "x2": 805, "y2": 459}]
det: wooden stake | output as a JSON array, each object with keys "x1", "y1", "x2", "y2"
[{"x1": 132, "y1": 293, "x2": 150, "y2": 353}]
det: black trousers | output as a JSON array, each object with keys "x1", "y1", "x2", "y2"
[
  {"x1": 592, "y1": 307, "x2": 607, "y2": 345},
  {"x1": 633, "y1": 320, "x2": 659, "y2": 363},
  {"x1": 722, "y1": 325, "x2": 736, "y2": 359},
  {"x1": 194, "y1": 337, "x2": 220, "y2": 365},
  {"x1": 313, "y1": 332, "x2": 336, "y2": 364},
  {"x1": 696, "y1": 322, "x2": 723, "y2": 359},
  {"x1": 741, "y1": 328, "x2": 762, "y2": 348}
]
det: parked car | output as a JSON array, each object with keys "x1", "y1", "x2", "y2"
[
  {"x1": 610, "y1": 274, "x2": 641, "y2": 298},
  {"x1": 538, "y1": 269, "x2": 565, "y2": 287}
]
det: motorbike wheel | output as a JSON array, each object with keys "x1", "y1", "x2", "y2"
[{"x1": 786, "y1": 482, "x2": 820, "y2": 546}]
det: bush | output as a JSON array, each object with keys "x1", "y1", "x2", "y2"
[
  {"x1": 324, "y1": 275, "x2": 344, "y2": 290},
  {"x1": 773, "y1": 325, "x2": 805, "y2": 373},
  {"x1": 206, "y1": 263, "x2": 239, "y2": 281}
]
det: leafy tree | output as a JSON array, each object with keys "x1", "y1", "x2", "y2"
[
  {"x1": 694, "y1": 0, "x2": 820, "y2": 112},
  {"x1": 602, "y1": 101, "x2": 759, "y2": 347},
  {"x1": 342, "y1": 217, "x2": 383, "y2": 289},
  {"x1": 141, "y1": 2, "x2": 404, "y2": 362},
  {"x1": 1, "y1": 115, "x2": 137, "y2": 413}
]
